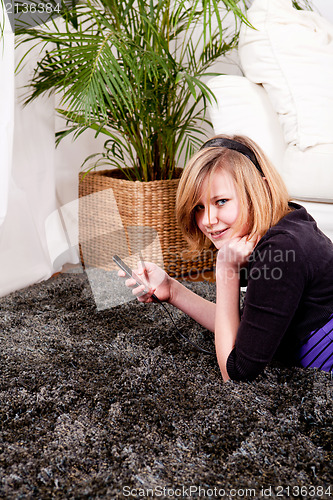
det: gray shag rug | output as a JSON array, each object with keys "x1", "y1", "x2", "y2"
[{"x1": 0, "y1": 272, "x2": 332, "y2": 499}]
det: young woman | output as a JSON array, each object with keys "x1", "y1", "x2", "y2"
[{"x1": 118, "y1": 135, "x2": 333, "y2": 381}]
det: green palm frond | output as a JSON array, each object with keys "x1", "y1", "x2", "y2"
[{"x1": 16, "y1": 0, "x2": 250, "y2": 180}]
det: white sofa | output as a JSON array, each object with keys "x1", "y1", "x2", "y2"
[{"x1": 207, "y1": 0, "x2": 333, "y2": 242}]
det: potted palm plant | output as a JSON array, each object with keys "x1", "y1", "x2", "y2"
[{"x1": 17, "y1": 0, "x2": 249, "y2": 277}]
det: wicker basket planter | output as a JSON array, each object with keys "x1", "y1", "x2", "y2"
[{"x1": 79, "y1": 169, "x2": 216, "y2": 278}]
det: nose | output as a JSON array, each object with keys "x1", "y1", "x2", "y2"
[{"x1": 201, "y1": 206, "x2": 218, "y2": 227}]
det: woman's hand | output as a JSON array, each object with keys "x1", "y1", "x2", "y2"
[
  {"x1": 117, "y1": 261, "x2": 172, "y2": 303},
  {"x1": 216, "y1": 235, "x2": 259, "y2": 273}
]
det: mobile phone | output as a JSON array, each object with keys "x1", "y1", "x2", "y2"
[
  {"x1": 113, "y1": 254, "x2": 146, "y2": 289},
  {"x1": 113, "y1": 254, "x2": 152, "y2": 295}
]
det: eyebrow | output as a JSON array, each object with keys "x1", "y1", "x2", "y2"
[
  {"x1": 196, "y1": 194, "x2": 229, "y2": 205},
  {"x1": 211, "y1": 194, "x2": 228, "y2": 200}
]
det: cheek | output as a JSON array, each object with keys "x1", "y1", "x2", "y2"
[
  {"x1": 232, "y1": 209, "x2": 240, "y2": 225},
  {"x1": 229, "y1": 202, "x2": 241, "y2": 225},
  {"x1": 194, "y1": 211, "x2": 207, "y2": 234},
  {"x1": 194, "y1": 212, "x2": 203, "y2": 231}
]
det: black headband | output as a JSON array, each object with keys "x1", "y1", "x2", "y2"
[{"x1": 200, "y1": 137, "x2": 264, "y2": 177}]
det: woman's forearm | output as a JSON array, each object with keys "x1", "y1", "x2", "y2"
[
  {"x1": 215, "y1": 268, "x2": 240, "y2": 381},
  {"x1": 168, "y1": 278, "x2": 216, "y2": 332}
]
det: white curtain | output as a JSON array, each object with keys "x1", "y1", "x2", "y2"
[
  {"x1": 0, "y1": 8, "x2": 13, "y2": 226},
  {"x1": 0, "y1": 8, "x2": 106, "y2": 297},
  {"x1": 0, "y1": 22, "x2": 69, "y2": 296}
]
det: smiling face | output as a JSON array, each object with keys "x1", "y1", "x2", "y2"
[
  {"x1": 176, "y1": 136, "x2": 291, "y2": 253},
  {"x1": 194, "y1": 168, "x2": 249, "y2": 249}
]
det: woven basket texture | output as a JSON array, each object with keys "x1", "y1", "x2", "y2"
[{"x1": 79, "y1": 170, "x2": 216, "y2": 278}]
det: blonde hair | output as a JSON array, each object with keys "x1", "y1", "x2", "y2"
[{"x1": 176, "y1": 134, "x2": 291, "y2": 251}]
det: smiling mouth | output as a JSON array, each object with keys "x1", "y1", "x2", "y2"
[{"x1": 208, "y1": 228, "x2": 228, "y2": 239}]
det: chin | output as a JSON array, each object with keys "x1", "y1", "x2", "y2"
[{"x1": 210, "y1": 239, "x2": 225, "y2": 250}]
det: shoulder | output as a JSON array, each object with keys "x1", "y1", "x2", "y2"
[
  {"x1": 247, "y1": 205, "x2": 311, "y2": 282},
  {"x1": 252, "y1": 208, "x2": 306, "y2": 265},
  {"x1": 250, "y1": 203, "x2": 333, "y2": 280},
  {"x1": 257, "y1": 203, "x2": 327, "y2": 257}
]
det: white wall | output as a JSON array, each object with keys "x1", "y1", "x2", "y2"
[{"x1": 310, "y1": 0, "x2": 333, "y2": 22}]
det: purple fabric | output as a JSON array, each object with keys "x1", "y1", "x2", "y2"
[{"x1": 297, "y1": 315, "x2": 333, "y2": 373}]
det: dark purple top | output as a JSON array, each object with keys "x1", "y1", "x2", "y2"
[{"x1": 226, "y1": 203, "x2": 333, "y2": 381}]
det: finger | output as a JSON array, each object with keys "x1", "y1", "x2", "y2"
[
  {"x1": 132, "y1": 284, "x2": 150, "y2": 298},
  {"x1": 245, "y1": 234, "x2": 260, "y2": 246},
  {"x1": 247, "y1": 238, "x2": 259, "y2": 251},
  {"x1": 136, "y1": 261, "x2": 149, "y2": 282},
  {"x1": 125, "y1": 277, "x2": 137, "y2": 288},
  {"x1": 137, "y1": 295, "x2": 153, "y2": 303},
  {"x1": 137, "y1": 287, "x2": 155, "y2": 303},
  {"x1": 118, "y1": 270, "x2": 126, "y2": 277},
  {"x1": 137, "y1": 261, "x2": 144, "y2": 274},
  {"x1": 135, "y1": 261, "x2": 150, "y2": 288}
]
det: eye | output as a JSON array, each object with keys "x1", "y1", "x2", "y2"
[
  {"x1": 216, "y1": 199, "x2": 228, "y2": 207},
  {"x1": 194, "y1": 204, "x2": 204, "y2": 212}
]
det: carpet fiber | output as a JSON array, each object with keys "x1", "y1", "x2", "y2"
[{"x1": 0, "y1": 273, "x2": 332, "y2": 499}]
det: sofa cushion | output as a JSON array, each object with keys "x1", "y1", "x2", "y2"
[
  {"x1": 207, "y1": 75, "x2": 286, "y2": 168},
  {"x1": 238, "y1": 0, "x2": 333, "y2": 201},
  {"x1": 238, "y1": 0, "x2": 333, "y2": 150},
  {"x1": 282, "y1": 143, "x2": 333, "y2": 202}
]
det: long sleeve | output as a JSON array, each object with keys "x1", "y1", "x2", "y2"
[{"x1": 226, "y1": 232, "x2": 308, "y2": 381}]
